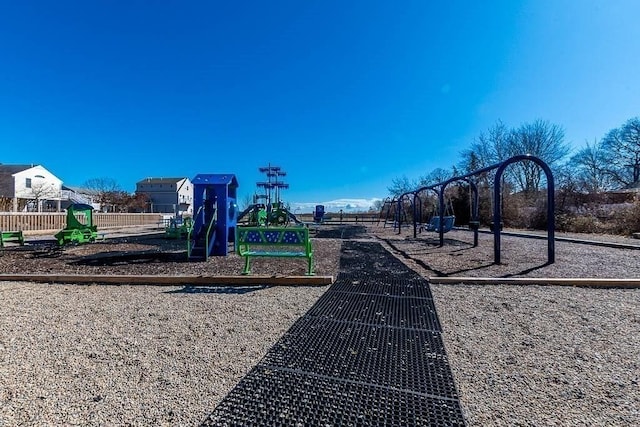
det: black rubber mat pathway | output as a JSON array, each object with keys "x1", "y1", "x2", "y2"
[{"x1": 202, "y1": 241, "x2": 465, "y2": 426}]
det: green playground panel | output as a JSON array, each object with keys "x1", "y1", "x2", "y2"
[
  {"x1": 0, "y1": 230, "x2": 25, "y2": 248},
  {"x1": 166, "y1": 217, "x2": 193, "y2": 239},
  {"x1": 55, "y1": 204, "x2": 99, "y2": 245}
]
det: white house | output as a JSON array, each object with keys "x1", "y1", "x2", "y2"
[
  {"x1": 135, "y1": 177, "x2": 193, "y2": 215},
  {"x1": 0, "y1": 164, "x2": 63, "y2": 212}
]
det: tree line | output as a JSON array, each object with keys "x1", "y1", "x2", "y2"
[
  {"x1": 389, "y1": 117, "x2": 640, "y2": 196},
  {"x1": 385, "y1": 116, "x2": 640, "y2": 234}
]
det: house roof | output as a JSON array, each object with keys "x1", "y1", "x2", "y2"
[
  {"x1": 136, "y1": 177, "x2": 187, "y2": 185},
  {"x1": 0, "y1": 164, "x2": 35, "y2": 176},
  {"x1": 0, "y1": 164, "x2": 38, "y2": 197}
]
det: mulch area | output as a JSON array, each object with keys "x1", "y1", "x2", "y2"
[{"x1": 0, "y1": 230, "x2": 342, "y2": 278}]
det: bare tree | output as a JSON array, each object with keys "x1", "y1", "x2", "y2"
[
  {"x1": 370, "y1": 199, "x2": 384, "y2": 212},
  {"x1": 387, "y1": 175, "x2": 418, "y2": 197},
  {"x1": 601, "y1": 117, "x2": 640, "y2": 188},
  {"x1": 507, "y1": 120, "x2": 569, "y2": 194},
  {"x1": 29, "y1": 181, "x2": 61, "y2": 212},
  {"x1": 239, "y1": 193, "x2": 255, "y2": 211},
  {"x1": 84, "y1": 178, "x2": 121, "y2": 212},
  {"x1": 569, "y1": 140, "x2": 612, "y2": 193},
  {"x1": 459, "y1": 119, "x2": 567, "y2": 196},
  {"x1": 460, "y1": 120, "x2": 512, "y2": 172},
  {"x1": 418, "y1": 168, "x2": 453, "y2": 186}
]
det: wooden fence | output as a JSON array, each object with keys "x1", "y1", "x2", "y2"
[{"x1": 0, "y1": 213, "x2": 164, "y2": 233}]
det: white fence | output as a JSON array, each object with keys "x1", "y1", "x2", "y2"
[{"x1": 0, "y1": 213, "x2": 163, "y2": 233}]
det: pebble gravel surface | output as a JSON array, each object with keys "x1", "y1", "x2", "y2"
[
  {"x1": 1, "y1": 225, "x2": 639, "y2": 426},
  {"x1": 372, "y1": 225, "x2": 640, "y2": 426},
  {"x1": 0, "y1": 283, "x2": 330, "y2": 426}
]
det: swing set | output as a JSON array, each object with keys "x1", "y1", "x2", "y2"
[{"x1": 386, "y1": 154, "x2": 555, "y2": 264}]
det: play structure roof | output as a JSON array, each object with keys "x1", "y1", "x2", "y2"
[{"x1": 191, "y1": 174, "x2": 238, "y2": 187}]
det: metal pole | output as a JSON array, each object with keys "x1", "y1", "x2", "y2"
[
  {"x1": 466, "y1": 178, "x2": 479, "y2": 247},
  {"x1": 396, "y1": 197, "x2": 402, "y2": 234},
  {"x1": 493, "y1": 175, "x2": 502, "y2": 264},
  {"x1": 438, "y1": 186, "x2": 445, "y2": 247},
  {"x1": 412, "y1": 193, "x2": 420, "y2": 238}
]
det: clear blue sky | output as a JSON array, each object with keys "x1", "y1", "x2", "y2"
[{"x1": 1, "y1": 1, "x2": 638, "y2": 210}]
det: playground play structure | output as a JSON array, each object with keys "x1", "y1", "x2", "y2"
[
  {"x1": 382, "y1": 154, "x2": 555, "y2": 264},
  {"x1": 187, "y1": 174, "x2": 239, "y2": 261},
  {"x1": 313, "y1": 205, "x2": 325, "y2": 223},
  {"x1": 237, "y1": 164, "x2": 304, "y2": 227},
  {"x1": 165, "y1": 216, "x2": 193, "y2": 239},
  {"x1": 185, "y1": 166, "x2": 313, "y2": 274},
  {"x1": 54, "y1": 204, "x2": 100, "y2": 245}
]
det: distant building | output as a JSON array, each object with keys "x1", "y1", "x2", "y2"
[
  {"x1": 60, "y1": 185, "x2": 101, "y2": 211},
  {"x1": 0, "y1": 164, "x2": 63, "y2": 212},
  {"x1": 135, "y1": 177, "x2": 193, "y2": 215}
]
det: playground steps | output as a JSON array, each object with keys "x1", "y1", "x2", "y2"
[
  {"x1": 202, "y1": 241, "x2": 465, "y2": 426},
  {"x1": 187, "y1": 233, "x2": 207, "y2": 261},
  {"x1": 188, "y1": 245, "x2": 206, "y2": 261},
  {"x1": 187, "y1": 223, "x2": 217, "y2": 261}
]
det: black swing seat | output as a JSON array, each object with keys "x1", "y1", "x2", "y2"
[{"x1": 424, "y1": 215, "x2": 455, "y2": 233}]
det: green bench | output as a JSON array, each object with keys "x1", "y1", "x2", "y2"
[
  {"x1": 0, "y1": 230, "x2": 25, "y2": 248},
  {"x1": 236, "y1": 226, "x2": 314, "y2": 275}
]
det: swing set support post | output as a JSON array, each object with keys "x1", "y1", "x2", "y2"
[
  {"x1": 493, "y1": 155, "x2": 555, "y2": 264},
  {"x1": 438, "y1": 186, "x2": 446, "y2": 247},
  {"x1": 412, "y1": 193, "x2": 422, "y2": 238},
  {"x1": 462, "y1": 177, "x2": 479, "y2": 247}
]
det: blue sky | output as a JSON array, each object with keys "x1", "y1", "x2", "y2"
[{"x1": 1, "y1": 1, "x2": 639, "y2": 211}]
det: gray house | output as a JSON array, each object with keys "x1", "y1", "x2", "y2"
[{"x1": 135, "y1": 177, "x2": 193, "y2": 215}]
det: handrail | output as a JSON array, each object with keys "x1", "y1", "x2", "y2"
[
  {"x1": 187, "y1": 205, "x2": 204, "y2": 258},
  {"x1": 204, "y1": 208, "x2": 217, "y2": 261}
]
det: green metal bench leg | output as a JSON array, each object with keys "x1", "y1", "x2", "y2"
[
  {"x1": 242, "y1": 255, "x2": 251, "y2": 275},
  {"x1": 306, "y1": 256, "x2": 314, "y2": 276}
]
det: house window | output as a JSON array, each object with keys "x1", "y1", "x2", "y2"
[{"x1": 26, "y1": 178, "x2": 32, "y2": 188}]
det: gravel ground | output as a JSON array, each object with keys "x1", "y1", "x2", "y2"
[
  {"x1": 0, "y1": 283, "x2": 328, "y2": 426},
  {"x1": 431, "y1": 284, "x2": 639, "y2": 426},
  {"x1": 371, "y1": 226, "x2": 640, "y2": 278},
  {"x1": 370, "y1": 225, "x2": 640, "y2": 426},
  {"x1": 1, "y1": 225, "x2": 639, "y2": 426}
]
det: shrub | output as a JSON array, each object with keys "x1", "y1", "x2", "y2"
[
  {"x1": 568, "y1": 216, "x2": 603, "y2": 234},
  {"x1": 609, "y1": 197, "x2": 640, "y2": 235}
]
